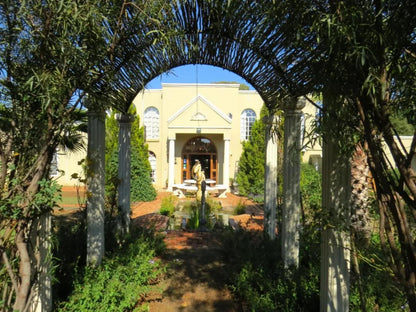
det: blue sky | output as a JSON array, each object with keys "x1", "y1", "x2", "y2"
[{"x1": 145, "y1": 64, "x2": 254, "y2": 90}]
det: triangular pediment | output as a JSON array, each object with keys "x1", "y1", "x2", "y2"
[{"x1": 168, "y1": 95, "x2": 232, "y2": 127}]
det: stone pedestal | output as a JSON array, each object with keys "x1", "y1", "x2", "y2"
[
  {"x1": 86, "y1": 109, "x2": 106, "y2": 266},
  {"x1": 263, "y1": 114, "x2": 279, "y2": 239},
  {"x1": 115, "y1": 113, "x2": 135, "y2": 233},
  {"x1": 282, "y1": 97, "x2": 305, "y2": 267}
]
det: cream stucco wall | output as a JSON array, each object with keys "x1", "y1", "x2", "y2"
[
  {"x1": 55, "y1": 144, "x2": 86, "y2": 186},
  {"x1": 56, "y1": 85, "x2": 414, "y2": 189},
  {"x1": 134, "y1": 83, "x2": 264, "y2": 189}
]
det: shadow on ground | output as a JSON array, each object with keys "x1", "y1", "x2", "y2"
[{"x1": 147, "y1": 231, "x2": 243, "y2": 312}]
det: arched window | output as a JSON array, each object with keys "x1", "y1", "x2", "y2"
[
  {"x1": 240, "y1": 109, "x2": 256, "y2": 141},
  {"x1": 148, "y1": 151, "x2": 156, "y2": 183},
  {"x1": 144, "y1": 107, "x2": 159, "y2": 139}
]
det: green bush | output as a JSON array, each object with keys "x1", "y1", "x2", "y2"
[
  {"x1": 233, "y1": 201, "x2": 246, "y2": 215},
  {"x1": 236, "y1": 106, "x2": 269, "y2": 198},
  {"x1": 220, "y1": 227, "x2": 320, "y2": 311},
  {"x1": 159, "y1": 195, "x2": 176, "y2": 216},
  {"x1": 56, "y1": 228, "x2": 165, "y2": 312}
]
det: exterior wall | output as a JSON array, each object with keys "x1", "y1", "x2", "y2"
[
  {"x1": 56, "y1": 85, "x2": 414, "y2": 189},
  {"x1": 134, "y1": 83, "x2": 264, "y2": 190},
  {"x1": 301, "y1": 100, "x2": 322, "y2": 169},
  {"x1": 55, "y1": 143, "x2": 86, "y2": 186}
]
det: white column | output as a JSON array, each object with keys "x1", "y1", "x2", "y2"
[
  {"x1": 30, "y1": 213, "x2": 52, "y2": 312},
  {"x1": 223, "y1": 138, "x2": 230, "y2": 189},
  {"x1": 86, "y1": 109, "x2": 105, "y2": 266},
  {"x1": 264, "y1": 114, "x2": 279, "y2": 239},
  {"x1": 167, "y1": 138, "x2": 175, "y2": 191},
  {"x1": 320, "y1": 97, "x2": 351, "y2": 312},
  {"x1": 116, "y1": 113, "x2": 135, "y2": 233},
  {"x1": 282, "y1": 97, "x2": 305, "y2": 268}
]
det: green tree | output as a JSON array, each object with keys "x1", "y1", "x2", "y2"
[
  {"x1": 105, "y1": 109, "x2": 156, "y2": 206},
  {"x1": 236, "y1": 106, "x2": 268, "y2": 198},
  {"x1": 294, "y1": 1, "x2": 416, "y2": 309},
  {"x1": 0, "y1": 1, "x2": 167, "y2": 310}
]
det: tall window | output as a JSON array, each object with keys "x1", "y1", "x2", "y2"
[
  {"x1": 144, "y1": 107, "x2": 159, "y2": 139},
  {"x1": 148, "y1": 151, "x2": 157, "y2": 183},
  {"x1": 240, "y1": 109, "x2": 256, "y2": 141}
]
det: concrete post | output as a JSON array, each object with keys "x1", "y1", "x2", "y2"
[
  {"x1": 263, "y1": 114, "x2": 279, "y2": 239},
  {"x1": 320, "y1": 126, "x2": 351, "y2": 312},
  {"x1": 86, "y1": 109, "x2": 106, "y2": 266},
  {"x1": 115, "y1": 113, "x2": 135, "y2": 233},
  {"x1": 167, "y1": 138, "x2": 175, "y2": 191},
  {"x1": 282, "y1": 97, "x2": 305, "y2": 267},
  {"x1": 223, "y1": 138, "x2": 230, "y2": 189},
  {"x1": 30, "y1": 213, "x2": 52, "y2": 312}
]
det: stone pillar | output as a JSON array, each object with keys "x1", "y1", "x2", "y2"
[
  {"x1": 30, "y1": 213, "x2": 52, "y2": 312},
  {"x1": 167, "y1": 138, "x2": 175, "y2": 191},
  {"x1": 263, "y1": 114, "x2": 279, "y2": 239},
  {"x1": 116, "y1": 113, "x2": 135, "y2": 233},
  {"x1": 86, "y1": 109, "x2": 106, "y2": 266},
  {"x1": 223, "y1": 138, "x2": 230, "y2": 189},
  {"x1": 320, "y1": 125, "x2": 351, "y2": 312},
  {"x1": 282, "y1": 97, "x2": 305, "y2": 268}
]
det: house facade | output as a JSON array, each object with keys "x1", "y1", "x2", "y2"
[
  {"x1": 135, "y1": 83, "x2": 265, "y2": 190},
  {"x1": 56, "y1": 83, "x2": 322, "y2": 189}
]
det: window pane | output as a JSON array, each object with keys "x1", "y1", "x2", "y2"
[
  {"x1": 144, "y1": 107, "x2": 159, "y2": 139},
  {"x1": 240, "y1": 109, "x2": 256, "y2": 141}
]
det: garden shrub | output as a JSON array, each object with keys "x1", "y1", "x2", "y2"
[
  {"x1": 233, "y1": 200, "x2": 246, "y2": 215},
  {"x1": 219, "y1": 226, "x2": 320, "y2": 311},
  {"x1": 56, "y1": 228, "x2": 165, "y2": 312},
  {"x1": 159, "y1": 195, "x2": 177, "y2": 217}
]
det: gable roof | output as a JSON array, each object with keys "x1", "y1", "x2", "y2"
[{"x1": 167, "y1": 94, "x2": 232, "y2": 125}]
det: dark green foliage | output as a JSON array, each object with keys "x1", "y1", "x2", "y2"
[
  {"x1": 52, "y1": 212, "x2": 87, "y2": 304},
  {"x1": 56, "y1": 228, "x2": 165, "y2": 312},
  {"x1": 220, "y1": 228, "x2": 320, "y2": 312},
  {"x1": 236, "y1": 107, "x2": 268, "y2": 198},
  {"x1": 130, "y1": 145, "x2": 157, "y2": 202},
  {"x1": 390, "y1": 113, "x2": 415, "y2": 136},
  {"x1": 349, "y1": 233, "x2": 408, "y2": 311},
  {"x1": 300, "y1": 163, "x2": 322, "y2": 225},
  {"x1": 233, "y1": 200, "x2": 246, "y2": 215},
  {"x1": 105, "y1": 110, "x2": 156, "y2": 204}
]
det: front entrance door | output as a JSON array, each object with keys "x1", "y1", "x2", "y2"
[{"x1": 181, "y1": 137, "x2": 217, "y2": 183}]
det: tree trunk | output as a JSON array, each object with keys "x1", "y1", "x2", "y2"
[{"x1": 13, "y1": 228, "x2": 31, "y2": 312}]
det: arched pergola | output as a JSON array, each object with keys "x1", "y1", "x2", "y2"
[{"x1": 81, "y1": 2, "x2": 350, "y2": 312}]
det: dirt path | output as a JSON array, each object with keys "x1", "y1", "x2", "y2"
[
  {"x1": 129, "y1": 192, "x2": 263, "y2": 311},
  {"x1": 144, "y1": 231, "x2": 243, "y2": 312}
]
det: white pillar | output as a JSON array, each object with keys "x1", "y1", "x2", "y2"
[
  {"x1": 320, "y1": 97, "x2": 351, "y2": 312},
  {"x1": 86, "y1": 109, "x2": 105, "y2": 266},
  {"x1": 167, "y1": 138, "x2": 175, "y2": 191},
  {"x1": 223, "y1": 138, "x2": 230, "y2": 189},
  {"x1": 282, "y1": 97, "x2": 305, "y2": 268},
  {"x1": 30, "y1": 213, "x2": 52, "y2": 312},
  {"x1": 116, "y1": 113, "x2": 135, "y2": 233},
  {"x1": 264, "y1": 114, "x2": 279, "y2": 239}
]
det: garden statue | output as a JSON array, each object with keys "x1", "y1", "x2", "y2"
[{"x1": 192, "y1": 159, "x2": 205, "y2": 201}]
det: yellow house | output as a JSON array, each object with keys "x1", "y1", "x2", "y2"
[
  {"x1": 134, "y1": 83, "x2": 265, "y2": 190},
  {"x1": 55, "y1": 83, "x2": 324, "y2": 189}
]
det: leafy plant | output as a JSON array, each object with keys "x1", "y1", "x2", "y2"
[
  {"x1": 56, "y1": 228, "x2": 165, "y2": 312},
  {"x1": 233, "y1": 201, "x2": 246, "y2": 215},
  {"x1": 159, "y1": 195, "x2": 177, "y2": 217}
]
